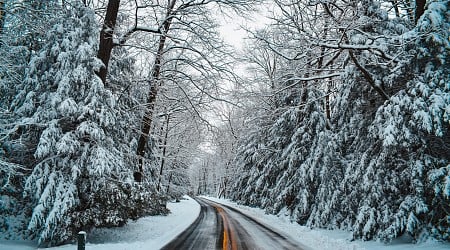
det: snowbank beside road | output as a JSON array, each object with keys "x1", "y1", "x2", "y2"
[
  {"x1": 0, "y1": 196, "x2": 200, "y2": 250},
  {"x1": 203, "y1": 196, "x2": 449, "y2": 250}
]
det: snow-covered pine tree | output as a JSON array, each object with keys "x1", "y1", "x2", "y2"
[
  {"x1": 230, "y1": 0, "x2": 449, "y2": 243},
  {"x1": 3, "y1": 1, "x2": 167, "y2": 246},
  {"x1": 325, "y1": 0, "x2": 449, "y2": 242},
  {"x1": 231, "y1": 51, "x2": 334, "y2": 221},
  {"x1": 1, "y1": 0, "x2": 62, "y2": 241},
  {"x1": 1, "y1": 0, "x2": 60, "y2": 108},
  {"x1": 361, "y1": 1, "x2": 450, "y2": 241}
]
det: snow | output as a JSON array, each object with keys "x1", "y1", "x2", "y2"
[
  {"x1": 1, "y1": 195, "x2": 448, "y2": 250},
  {"x1": 0, "y1": 196, "x2": 200, "y2": 250},
  {"x1": 203, "y1": 196, "x2": 450, "y2": 250}
]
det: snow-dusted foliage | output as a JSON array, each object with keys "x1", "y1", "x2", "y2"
[
  {"x1": 1, "y1": 0, "x2": 62, "y2": 241},
  {"x1": 342, "y1": 1, "x2": 450, "y2": 241},
  {"x1": 230, "y1": 0, "x2": 449, "y2": 243},
  {"x1": 0, "y1": 1, "x2": 58, "y2": 109},
  {"x1": 1, "y1": 1, "x2": 167, "y2": 246}
]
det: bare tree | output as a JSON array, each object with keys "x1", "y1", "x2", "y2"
[
  {"x1": 157, "y1": 113, "x2": 170, "y2": 191},
  {"x1": 131, "y1": 0, "x2": 261, "y2": 182},
  {"x1": 135, "y1": 0, "x2": 177, "y2": 181}
]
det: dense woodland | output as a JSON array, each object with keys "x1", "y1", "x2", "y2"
[{"x1": 0, "y1": 0, "x2": 449, "y2": 247}]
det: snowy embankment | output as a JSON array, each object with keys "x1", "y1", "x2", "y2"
[
  {"x1": 203, "y1": 196, "x2": 449, "y2": 250},
  {"x1": 0, "y1": 196, "x2": 200, "y2": 250}
]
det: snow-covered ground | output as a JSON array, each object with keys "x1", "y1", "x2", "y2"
[
  {"x1": 1, "y1": 195, "x2": 448, "y2": 250},
  {"x1": 204, "y1": 196, "x2": 449, "y2": 250},
  {"x1": 0, "y1": 196, "x2": 200, "y2": 250}
]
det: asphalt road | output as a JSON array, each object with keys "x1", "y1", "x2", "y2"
[{"x1": 161, "y1": 197, "x2": 307, "y2": 250}]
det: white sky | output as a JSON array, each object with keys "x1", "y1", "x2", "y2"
[
  {"x1": 218, "y1": 18, "x2": 249, "y2": 49},
  {"x1": 197, "y1": 5, "x2": 273, "y2": 155},
  {"x1": 217, "y1": 5, "x2": 272, "y2": 50}
]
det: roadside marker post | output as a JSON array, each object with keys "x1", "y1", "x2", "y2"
[{"x1": 78, "y1": 231, "x2": 86, "y2": 250}]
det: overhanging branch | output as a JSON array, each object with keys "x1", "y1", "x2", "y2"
[{"x1": 348, "y1": 49, "x2": 389, "y2": 101}]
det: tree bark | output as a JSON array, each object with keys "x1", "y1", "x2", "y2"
[
  {"x1": 0, "y1": 0, "x2": 5, "y2": 34},
  {"x1": 203, "y1": 168, "x2": 207, "y2": 194},
  {"x1": 157, "y1": 114, "x2": 170, "y2": 191},
  {"x1": 166, "y1": 171, "x2": 173, "y2": 193},
  {"x1": 415, "y1": 0, "x2": 426, "y2": 24},
  {"x1": 135, "y1": 0, "x2": 177, "y2": 182},
  {"x1": 96, "y1": 0, "x2": 120, "y2": 86},
  {"x1": 325, "y1": 84, "x2": 331, "y2": 120},
  {"x1": 316, "y1": 25, "x2": 331, "y2": 123}
]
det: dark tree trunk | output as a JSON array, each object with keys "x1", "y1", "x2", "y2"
[
  {"x1": 136, "y1": 83, "x2": 158, "y2": 171},
  {"x1": 157, "y1": 114, "x2": 170, "y2": 191},
  {"x1": 203, "y1": 168, "x2": 207, "y2": 194},
  {"x1": 325, "y1": 88, "x2": 331, "y2": 120},
  {"x1": 135, "y1": 0, "x2": 177, "y2": 182},
  {"x1": 166, "y1": 171, "x2": 173, "y2": 193},
  {"x1": 348, "y1": 49, "x2": 389, "y2": 101},
  {"x1": 96, "y1": 0, "x2": 120, "y2": 86},
  {"x1": 316, "y1": 28, "x2": 331, "y2": 123},
  {"x1": 0, "y1": 0, "x2": 5, "y2": 34},
  {"x1": 415, "y1": 0, "x2": 426, "y2": 24}
]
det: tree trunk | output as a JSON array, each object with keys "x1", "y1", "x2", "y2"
[
  {"x1": 325, "y1": 84, "x2": 331, "y2": 121},
  {"x1": 203, "y1": 168, "x2": 207, "y2": 194},
  {"x1": 96, "y1": 0, "x2": 120, "y2": 86},
  {"x1": 157, "y1": 114, "x2": 170, "y2": 191},
  {"x1": 166, "y1": 171, "x2": 173, "y2": 193},
  {"x1": 316, "y1": 26, "x2": 331, "y2": 123},
  {"x1": 415, "y1": 0, "x2": 426, "y2": 24},
  {"x1": 135, "y1": 0, "x2": 177, "y2": 182},
  {"x1": 197, "y1": 168, "x2": 202, "y2": 194},
  {"x1": 0, "y1": 0, "x2": 5, "y2": 34}
]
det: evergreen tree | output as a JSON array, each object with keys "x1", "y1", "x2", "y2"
[
  {"x1": 0, "y1": 0, "x2": 62, "y2": 241},
  {"x1": 230, "y1": 0, "x2": 449, "y2": 243},
  {"x1": 1, "y1": 2, "x2": 167, "y2": 246}
]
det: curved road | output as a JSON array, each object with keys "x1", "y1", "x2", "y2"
[{"x1": 161, "y1": 197, "x2": 307, "y2": 250}]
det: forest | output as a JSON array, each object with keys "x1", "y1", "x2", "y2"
[{"x1": 0, "y1": 0, "x2": 449, "y2": 247}]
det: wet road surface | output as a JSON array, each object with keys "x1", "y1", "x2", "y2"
[{"x1": 161, "y1": 197, "x2": 307, "y2": 250}]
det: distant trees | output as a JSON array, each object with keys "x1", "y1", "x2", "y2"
[{"x1": 131, "y1": 0, "x2": 262, "y2": 181}]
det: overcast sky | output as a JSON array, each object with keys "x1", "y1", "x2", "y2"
[{"x1": 217, "y1": 5, "x2": 272, "y2": 50}]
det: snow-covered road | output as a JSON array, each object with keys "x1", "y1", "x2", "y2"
[{"x1": 162, "y1": 197, "x2": 309, "y2": 250}]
